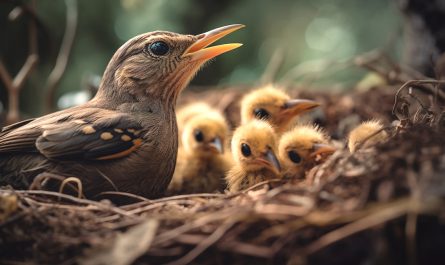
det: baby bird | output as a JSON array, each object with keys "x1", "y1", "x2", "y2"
[
  {"x1": 278, "y1": 125, "x2": 335, "y2": 179},
  {"x1": 226, "y1": 120, "x2": 281, "y2": 192},
  {"x1": 169, "y1": 110, "x2": 231, "y2": 194},
  {"x1": 176, "y1": 102, "x2": 214, "y2": 140},
  {"x1": 240, "y1": 85, "x2": 320, "y2": 133},
  {"x1": 348, "y1": 120, "x2": 388, "y2": 153}
]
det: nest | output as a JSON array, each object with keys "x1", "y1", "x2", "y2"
[{"x1": 1, "y1": 79, "x2": 445, "y2": 265}]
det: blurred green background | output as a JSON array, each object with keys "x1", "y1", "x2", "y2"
[{"x1": 0, "y1": 0, "x2": 401, "y2": 117}]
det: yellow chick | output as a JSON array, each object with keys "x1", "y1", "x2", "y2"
[
  {"x1": 348, "y1": 120, "x2": 388, "y2": 153},
  {"x1": 226, "y1": 120, "x2": 281, "y2": 192},
  {"x1": 176, "y1": 102, "x2": 214, "y2": 142},
  {"x1": 169, "y1": 111, "x2": 232, "y2": 194},
  {"x1": 278, "y1": 125, "x2": 336, "y2": 179},
  {"x1": 177, "y1": 102, "x2": 214, "y2": 127},
  {"x1": 240, "y1": 85, "x2": 320, "y2": 133}
]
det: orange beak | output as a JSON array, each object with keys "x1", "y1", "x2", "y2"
[
  {"x1": 309, "y1": 143, "x2": 336, "y2": 158},
  {"x1": 281, "y1": 99, "x2": 320, "y2": 116},
  {"x1": 183, "y1": 24, "x2": 244, "y2": 61},
  {"x1": 256, "y1": 149, "x2": 281, "y2": 173}
]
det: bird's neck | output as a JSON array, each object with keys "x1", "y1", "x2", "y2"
[{"x1": 92, "y1": 76, "x2": 186, "y2": 111}]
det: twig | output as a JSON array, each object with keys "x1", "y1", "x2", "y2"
[
  {"x1": 303, "y1": 198, "x2": 439, "y2": 255},
  {"x1": 58, "y1": 176, "x2": 84, "y2": 198},
  {"x1": 406, "y1": 212, "x2": 418, "y2": 265},
  {"x1": 0, "y1": 0, "x2": 39, "y2": 124},
  {"x1": 259, "y1": 48, "x2": 284, "y2": 85},
  {"x1": 11, "y1": 190, "x2": 135, "y2": 218},
  {"x1": 95, "y1": 191, "x2": 151, "y2": 202},
  {"x1": 393, "y1": 80, "x2": 445, "y2": 118},
  {"x1": 45, "y1": 0, "x2": 78, "y2": 113},
  {"x1": 163, "y1": 220, "x2": 237, "y2": 265}
]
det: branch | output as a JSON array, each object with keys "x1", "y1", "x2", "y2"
[
  {"x1": 45, "y1": 0, "x2": 78, "y2": 113},
  {"x1": 259, "y1": 48, "x2": 284, "y2": 85},
  {"x1": 0, "y1": 0, "x2": 39, "y2": 125}
]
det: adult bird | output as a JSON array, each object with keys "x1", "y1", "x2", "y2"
[{"x1": 0, "y1": 24, "x2": 244, "y2": 199}]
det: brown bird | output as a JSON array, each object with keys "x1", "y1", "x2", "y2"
[
  {"x1": 278, "y1": 125, "x2": 335, "y2": 179},
  {"x1": 226, "y1": 120, "x2": 281, "y2": 192},
  {"x1": 240, "y1": 85, "x2": 320, "y2": 134},
  {"x1": 168, "y1": 109, "x2": 231, "y2": 194},
  {"x1": 0, "y1": 24, "x2": 244, "y2": 199},
  {"x1": 347, "y1": 120, "x2": 388, "y2": 153}
]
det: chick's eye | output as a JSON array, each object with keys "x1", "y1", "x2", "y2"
[
  {"x1": 241, "y1": 143, "x2": 251, "y2": 157},
  {"x1": 194, "y1": 130, "x2": 204, "y2": 142},
  {"x1": 148, "y1": 41, "x2": 169, "y2": 56},
  {"x1": 254, "y1": 108, "x2": 269, "y2": 120},
  {"x1": 288, "y1": 150, "x2": 301, "y2": 164}
]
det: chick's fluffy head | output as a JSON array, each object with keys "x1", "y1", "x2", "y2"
[
  {"x1": 278, "y1": 125, "x2": 330, "y2": 177},
  {"x1": 348, "y1": 120, "x2": 388, "y2": 153},
  {"x1": 231, "y1": 120, "x2": 279, "y2": 173},
  {"x1": 182, "y1": 111, "x2": 229, "y2": 156},
  {"x1": 240, "y1": 85, "x2": 290, "y2": 125}
]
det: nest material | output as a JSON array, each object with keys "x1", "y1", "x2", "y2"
[{"x1": 1, "y1": 81, "x2": 445, "y2": 265}]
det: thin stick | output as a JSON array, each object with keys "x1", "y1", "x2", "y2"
[
  {"x1": 259, "y1": 48, "x2": 284, "y2": 85},
  {"x1": 11, "y1": 190, "x2": 135, "y2": 218},
  {"x1": 0, "y1": 0, "x2": 39, "y2": 124},
  {"x1": 58, "y1": 176, "x2": 84, "y2": 198},
  {"x1": 45, "y1": 0, "x2": 78, "y2": 113},
  {"x1": 393, "y1": 80, "x2": 445, "y2": 116},
  {"x1": 304, "y1": 198, "x2": 436, "y2": 255},
  {"x1": 95, "y1": 191, "x2": 150, "y2": 202},
  {"x1": 406, "y1": 212, "x2": 418, "y2": 265},
  {"x1": 164, "y1": 221, "x2": 236, "y2": 265}
]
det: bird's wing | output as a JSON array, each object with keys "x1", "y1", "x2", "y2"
[
  {"x1": 0, "y1": 118, "x2": 41, "y2": 153},
  {"x1": 0, "y1": 118, "x2": 36, "y2": 136},
  {"x1": 0, "y1": 109, "x2": 144, "y2": 161}
]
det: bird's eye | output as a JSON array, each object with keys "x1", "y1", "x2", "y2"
[
  {"x1": 241, "y1": 143, "x2": 251, "y2": 157},
  {"x1": 148, "y1": 41, "x2": 170, "y2": 56},
  {"x1": 288, "y1": 150, "x2": 301, "y2": 164},
  {"x1": 194, "y1": 130, "x2": 204, "y2": 142},
  {"x1": 254, "y1": 108, "x2": 269, "y2": 120}
]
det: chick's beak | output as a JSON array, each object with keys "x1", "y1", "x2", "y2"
[
  {"x1": 183, "y1": 24, "x2": 244, "y2": 61},
  {"x1": 209, "y1": 137, "x2": 224, "y2": 154},
  {"x1": 282, "y1": 99, "x2": 320, "y2": 116},
  {"x1": 310, "y1": 143, "x2": 336, "y2": 158},
  {"x1": 257, "y1": 149, "x2": 281, "y2": 172}
]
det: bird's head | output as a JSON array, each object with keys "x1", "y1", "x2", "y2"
[
  {"x1": 182, "y1": 111, "x2": 228, "y2": 157},
  {"x1": 348, "y1": 120, "x2": 388, "y2": 153},
  {"x1": 240, "y1": 85, "x2": 320, "y2": 133},
  {"x1": 231, "y1": 120, "x2": 281, "y2": 175},
  {"x1": 278, "y1": 125, "x2": 335, "y2": 178},
  {"x1": 95, "y1": 24, "x2": 244, "y2": 105}
]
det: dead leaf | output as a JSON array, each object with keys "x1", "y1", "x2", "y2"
[{"x1": 80, "y1": 219, "x2": 158, "y2": 265}]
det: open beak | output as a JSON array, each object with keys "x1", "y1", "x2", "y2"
[
  {"x1": 209, "y1": 137, "x2": 224, "y2": 154},
  {"x1": 183, "y1": 24, "x2": 244, "y2": 61},
  {"x1": 256, "y1": 149, "x2": 281, "y2": 173},
  {"x1": 281, "y1": 99, "x2": 320, "y2": 116},
  {"x1": 310, "y1": 143, "x2": 336, "y2": 158}
]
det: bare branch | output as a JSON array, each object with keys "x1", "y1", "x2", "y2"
[
  {"x1": 0, "y1": 0, "x2": 39, "y2": 125},
  {"x1": 259, "y1": 48, "x2": 284, "y2": 85},
  {"x1": 45, "y1": 0, "x2": 78, "y2": 113}
]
